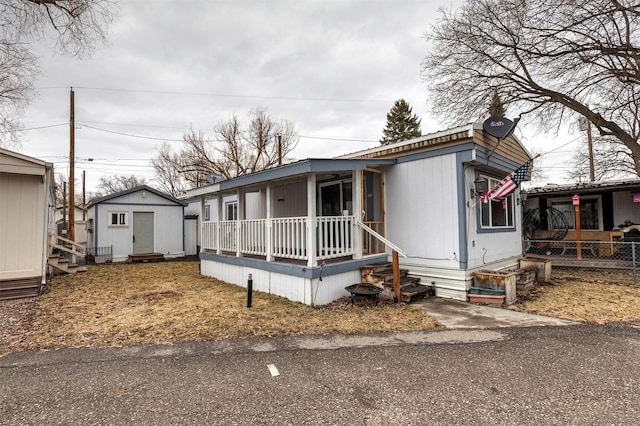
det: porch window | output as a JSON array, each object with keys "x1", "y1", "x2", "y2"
[
  {"x1": 549, "y1": 198, "x2": 599, "y2": 230},
  {"x1": 225, "y1": 201, "x2": 238, "y2": 220},
  {"x1": 480, "y1": 176, "x2": 514, "y2": 229},
  {"x1": 109, "y1": 211, "x2": 127, "y2": 227},
  {"x1": 204, "y1": 205, "x2": 211, "y2": 221}
]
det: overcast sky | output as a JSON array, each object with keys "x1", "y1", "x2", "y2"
[{"x1": 17, "y1": 0, "x2": 574, "y2": 193}]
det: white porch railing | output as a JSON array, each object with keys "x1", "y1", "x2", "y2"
[
  {"x1": 273, "y1": 217, "x2": 307, "y2": 260},
  {"x1": 220, "y1": 220, "x2": 237, "y2": 252},
  {"x1": 240, "y1": 219, "x2": 267, "y2": 256},
  {"x1": 317, "y1": 216, "x2": 355, "y2": 260},
  {"x1": 202, "y1": 221, "x2": 218, "y2": 251},
  {"x1": 202, "y1": 216, "x2": 359, "y2": 261}
]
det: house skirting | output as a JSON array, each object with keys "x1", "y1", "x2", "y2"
[
  {"x1": 199, "y1": 252, "x2": 388, "y2": 305},
  {"x1": 404, "y1": 256, "x2": 522, "y2": 301}
]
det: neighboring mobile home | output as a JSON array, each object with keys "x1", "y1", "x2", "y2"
[
  {"x1": 524, "y1": 179, "x2": 640, "y2": 232},
  {"x1": 185, "y1": 122, "x2": 533, "y2": 305},
  {"x1": 84, "y1": 185, "x2": 187, "y2": 262},
  {"x1": 0, "y1": 148, "x2": 55, "y2": 299}
]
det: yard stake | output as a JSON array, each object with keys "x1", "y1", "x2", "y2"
[{"x1": 247, "y1": 273, "x2": 253, "y2": 308}]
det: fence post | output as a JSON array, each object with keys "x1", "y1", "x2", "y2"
[{"x1": 634, "y1": 242, "x2": 637, "y2": 286}]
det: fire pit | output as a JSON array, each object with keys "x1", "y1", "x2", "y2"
[{"x1": 345, "y1": 283, "x2": 382, "y2": 305}]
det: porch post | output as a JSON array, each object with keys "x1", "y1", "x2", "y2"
[
  {"x1": 236, "y1": 188, "x2": 244, "y2": 258},
  {"x1": 199, "y1": 194, "x2": 205, "y2": 253},
  {"x1": 352, "y1": 169, "x2": 363, "y2": 259},
  {"x1": 307, "y1": 173, "x2": 317, "y2": 267},
  {"x1": 266, "y1": 183, "x2": 274, "y2": 262},
  {"x1": 216, "y1": 194, "x2": 222, "y2": 255}
]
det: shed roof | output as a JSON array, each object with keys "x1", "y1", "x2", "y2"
[{"x1": 525, "y1": 178, "x2": 640, "y2": 196}]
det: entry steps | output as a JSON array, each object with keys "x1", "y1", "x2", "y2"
[
  {"x1": 48, "y1": 254, "x2": 88, "y2": 274},
  {"x1": 359, "y1": 262, "x2": 434, "y2": 303}
]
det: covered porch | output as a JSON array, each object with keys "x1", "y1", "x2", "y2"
[{"x1": 188, "y1": 158, "x2": 400, "y2": 305}]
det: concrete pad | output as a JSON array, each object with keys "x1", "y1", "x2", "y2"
[{"x1": 414, "y1": 297, "x2": 579, "y2": 329}]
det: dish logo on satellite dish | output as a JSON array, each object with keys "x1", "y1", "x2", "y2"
[{"x1": 483, "y1": 116, "x2": 515, "y2": 139}]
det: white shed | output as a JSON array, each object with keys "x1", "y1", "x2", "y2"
[
  {"x1": 0, "y1": 148, "x2": 54, "y2": 299},
  {"x1": 84, "y1": 185, "x2": 187, "y2": 262}
]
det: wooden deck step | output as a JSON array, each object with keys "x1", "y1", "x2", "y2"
[{"x1": 127, "y1": 253, "x2": 166, "y2": 263}]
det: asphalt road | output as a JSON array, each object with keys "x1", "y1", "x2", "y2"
[{"x1": 1, "y1": 325, "x2": 639, "y2": 425}]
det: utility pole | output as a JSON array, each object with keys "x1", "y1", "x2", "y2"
[
  {"x1": 587, "y1": 119, "x2": 595, "y2": 182},
  {"x1": 82, "y1": 170, "x2": 86, "y2": 221},
  {"x1": 277, "y1": 134, "x2": 282, "y2": 166},
  {"x1": 69, "y1": 87, "x2": 75, "y2": 242}
]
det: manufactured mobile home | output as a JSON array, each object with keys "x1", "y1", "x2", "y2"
[
  {"x1": 185, "y1": 123, "x2": 532, "y2": 305},
  {"x1": 0, "y1": 148, "x2": 55, "y2": 299}
]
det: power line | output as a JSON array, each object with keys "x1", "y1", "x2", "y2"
[{"x1": 71, "y1": 85, "x2": 401, "y2": 104}]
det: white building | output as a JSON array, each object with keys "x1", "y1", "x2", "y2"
[
  {"x1": 184, "y1": 123, "x2": 532, "y2": 305},
  {"x1": 85, "y1": 185, "x2": 187, "y2": 262}
]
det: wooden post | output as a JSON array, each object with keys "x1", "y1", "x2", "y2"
[
  {"x1": 392, "y1": 250, "x2": 401, "y2": 303},
  {"x1": 69, "y1": 87, "x2": 75, "y2": 242},
  {"x1": 573, "y1": 194, "x2": 582, "y2": 260}
]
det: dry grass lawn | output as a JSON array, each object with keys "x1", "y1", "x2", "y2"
[
  {"x1": 515, "y1": 270, "x2": 640, "y2": 324},
  {"x1": 3, "y1": 261, "x2": 439, "y2": 352},
  {"x1": 3, "y1": 262, "x2": 640, "y2": 353}
]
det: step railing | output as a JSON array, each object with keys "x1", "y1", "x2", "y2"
[
  {"x1": 49, "y1": 233, "x2": 86, "y2": 265},
  {"x1": 356, "y1": 221, "x2": 407, "y2": 258},
  {"x1": 356, "y1": 220, "x2": 408, "y2": 302}
]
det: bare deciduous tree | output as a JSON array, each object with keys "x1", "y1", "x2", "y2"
[
  {"x1": 152, "y1": 108, "x2": 299, "y2": 193},
  {"x1": 0, "y1": 0, "x2": 116, "y2": 147},
  {"x1": 97, "y1": 174, "x2": 146, "y2": 195},
  {"x1": 567, "y1": 135, "x2": 637, "y2": 182},
  {"x1": 422, "y1": 0, "x2": 640, "y2": 174}
]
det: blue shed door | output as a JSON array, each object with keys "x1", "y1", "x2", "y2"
[{"x1": 133, "y1": 212, "x2": 154, "y2": 254}]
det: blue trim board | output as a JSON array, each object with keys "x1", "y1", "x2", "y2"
[
  {"x1": 456, "y1": 152, "x2": 469, "y2": 269},
  {"x1": 199, "y1": 252, "x2": 388, "y2": 279},
  {"x1": 218, "y1": 159, "x2": 395, "y2": 192}
]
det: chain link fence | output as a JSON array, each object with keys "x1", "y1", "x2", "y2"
[{"x1": 523, "y1": 239, "x2": 640, "y2": 286}]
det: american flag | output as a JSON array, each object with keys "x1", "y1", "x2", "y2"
[{"x1": 481, "y1": 160, "x2": 531, "y2": 204}]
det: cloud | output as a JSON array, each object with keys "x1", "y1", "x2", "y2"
[{"x1": 19, "y1": 0, "x2": 463, "y2": 191}]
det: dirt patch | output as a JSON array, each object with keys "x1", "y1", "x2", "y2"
[{"x1": 0, "y1": 262, "x2": 439, "y2": 352}]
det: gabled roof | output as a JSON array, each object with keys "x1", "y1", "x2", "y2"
[{"x1": 85, "y1": 185, "x2": 187, "y2": 209}]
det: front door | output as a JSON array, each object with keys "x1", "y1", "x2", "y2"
[{"x1": 133, "y1": 212, "x2": 154, "y2": 254}]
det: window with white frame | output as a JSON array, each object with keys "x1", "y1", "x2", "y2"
[
  {"x1": 480, "y1": 176, "x2": 515, "y2": 229},
  {"x1": 204, "y1": 204, "x2": 211, "y2": 221},
  {"x1": 109, "y1": 211, "x2": 128, "y2": 227},
  {"x1": 549, "y1": 197, "x2": 600, "y2": 230},
  {"x1": 225, "y1": 201, "x2": 238, "y2": 220}
]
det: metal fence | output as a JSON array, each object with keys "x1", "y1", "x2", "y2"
[
  {"x1": 81, "y1": 246, "x2": 113, "y2": 265},
  {"x1": 523, "y1": 239, "x2": 640, "y2": 286}
]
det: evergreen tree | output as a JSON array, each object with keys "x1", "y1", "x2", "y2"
[
  {"x1": 488, "y1": 89, "x2": 506, "y2": 117},
  {"x1": 380, "y1": 99, "x2": 422, "y2": 145}
]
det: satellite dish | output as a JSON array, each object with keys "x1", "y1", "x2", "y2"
[
  {"x1": 483, "y1": 116, "x2": 515, "y2": 139},
  {"x1": 206, "y1": 173, "x2": 224, "y2": 184}
]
